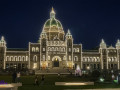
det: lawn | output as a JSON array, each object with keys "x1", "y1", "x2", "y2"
[{"x1": 0, "y1": 75, "x2": 120, "y2": 90}]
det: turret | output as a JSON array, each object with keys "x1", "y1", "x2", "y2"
[
  {"x1": 66, "y1": 29, "x2": 73, "y2": 40},
  {"x1": 100, "y1": 39, "x2": 106, "y2": 49},
  {"x1": 0, "y1": 36, "x2": 6, "y2": 47},
  {"x1": 116, "y1": 39, "x2": 120, "y2": 49},
  {"x1": 0, "y1": 36, "x2": 6, "y2": 70}
]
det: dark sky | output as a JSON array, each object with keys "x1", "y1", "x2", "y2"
[{"x1": 0, "y1": 0, "x2": 120, "y2": 49}]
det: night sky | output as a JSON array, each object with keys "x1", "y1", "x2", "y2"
[{"x1": 0, "y1": 0, "x2": 120, "y2": 49}]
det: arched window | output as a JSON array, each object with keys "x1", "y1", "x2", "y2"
[
  {"x1": 10, "y1": 56, "x2": 13, "y2": 61},
  {"x1": 77, "y1": 48, "x2": 79, "y2": 52},
  {"x1": 18, "y1": 56, "x2": 21, "y2": 61},
  {"x1": 43, "y1": 55, "x2": 45, "y2": 61},
  {"x1": 73, "y1": 48, "x2": 76, "y2": 52},
  {"x1": 14, "y1": 56, "x2": 17, "y2": 61},
  {"x1": 32, "y1": 47, "x2": 36, "y2": 52},
  {"x1": 61, "y1": 47, "x2": 63, "y2": 52},
  {"x1": 55, "y1": 47, "x2": 58, "y2": 51},
  {"x1": 52, "y1": 47, "x2": 54, "y2": 51},
  {"x1": 33, "y1": 55, "x2": 37, "y2": 62},
  {"x1": 69, "y1": 48, "x2": 71, "y2": 52},
  {"x1": 50, "y1": 47, "x2": 52, "y2": 51},
  {"x1": 48, "y1": 47, "x2": 51, "y2": 51},
  {"x1": 48, "y1": 56, "x2": 50, "y2": 60},
  {"x1": 69, "y1": 55, "x2": 71, "y2": 61},
  {"x1": 22, "y1": 56, "x2": 25, "y2": 61},
  {"x1": 26, "y1": 56, "x2": 28, "y2": 61},
  {"x1": 63, "y1": 47, "x2": 65, "y2": 52},
  {"x1": 6, "y1": 56, "x2": 9, "y2": 61},
  {"x1": 36, "y1": 47, "x2": 39, "y2": 52},
  {"x1": 43, "y1": 48, "x2": 45, "y2": 51},
  {"x1": 63, "y1": 56, "x2": 66, "y2": 60}
]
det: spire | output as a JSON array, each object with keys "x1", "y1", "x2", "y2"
[
  {"x1": 100, "y1": 39, "x2": 106, "y2": 48},
  {"x1": 50, "y1": 7, "x2": 56, "y2": 19},
  {"x1": 117, "y1": 39, "x2": 120, "y2": 43},
  {"x1": 0, "y1": 36, "x2": 6, "y2": 47},
  {"x1": 66, "y1": 29, "x2": 71, "y2": 35},
  {"x1": 51, "y1": 7, "x2": 55, "y2": 13},
  {"x1": 101, "y1": 39, "x2": 105, "y2": 43},
  {"x1": 116, "y1": 39, "x2": 120, "y2": 48}
]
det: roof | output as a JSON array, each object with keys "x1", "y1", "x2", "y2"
[{"x1": 7, "y1": 48, "x2": 28, "y2": 51}]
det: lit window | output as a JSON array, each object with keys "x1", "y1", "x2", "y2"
[
  {"x1": 10, "y1": 56, "x2": 13, "y2": 61},
  {"x1": 32, "y1": 47, "x2": 36, "y2": 52},
  {"x1": 33, "y1": 55, "x2": 37, "y2": 62},
  {"x1": 69, "y1": 55, "x2": 71, "y2": 61},
  {"x1": 43, "y1": 55, "x2": 45, "y2": 61},
  {"x1": 63, "y1": 47, "x2": 65, "y2": 52},
  {"x1": 14, "y1": 57, "x2": 17, "y2": 61},
  {"x1": 43, "y1": 48, "x2": 45, "y2": 51},
  {"x1": 69, "y1": 48, "x2": 71, "y2": 52},
  {"x1": 26, "y1": 56, "x2": 28, "y2": 61},
  {"x1": 63, "y1": 56, "x2": 66, "y2": 60},
  {"x1": 48, "y1": 47, "x2": 50, "y2": 51},
  {"x1": 18, "y1": 56, "x2": 21, "y2": 61},
  {"x1": 48, "y1": 56, "x2": 50, "y2": 60},
  {"x1": 36, "y1": 47, "x2": 39, "y2": 52},
  {"x1": 74, "y1": 56, "x2": 78, "y2": 61},
  {"x1": 77, "y1": 48, "x2": 79, "y2": 52},
  {"x1": 22, "y1": 56, "x2": 25, "y2": 61}
]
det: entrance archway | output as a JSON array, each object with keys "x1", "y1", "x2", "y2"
[
  {"x1": 53, "y1": 58, "x2": 59, "y2": 67},
  {"x1": 52, "y1": 56, "x2": 61, "y2": 67}
]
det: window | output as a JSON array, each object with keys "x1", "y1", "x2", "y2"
[
  {"x1": 33, "y1": 55, "x2": 37, "y2": 62},
  {"x1": 48, "y1": 47, "x2": 51, "y2": 51},
  {"x1": 63, "y1": 47, "x2": 65, "y2": 52},
  {"x1": 22, "y1": 56, "x2": 25, "y2": 61},
  {"x1": 10, "y1": 56, "x2": 13, "y2": 61},
  {"x1": 56, "y1": 47, "x2": 58, "y2": 51},
  {"x1": 74, "y1": 56, "x2": 78, "y2": 61},
  {"x1": 77, "y1": 48, "x2": 79, "y2": 52},
  {"x1": 36, "y1": 47, "x2": 39, "y2": 52},
  {"x1": 43, "y1": 55, "x2": 45, "y2": 61},
  {"x1": 26, "y1": 56, "x2": 28, "y2": 61},
  {"x1": 63, "y1": 56, "x2": 66, "y2": 60},
  {"x1": 18, "y1": 56, "x2": 21, "y2": 61},
  {"x1": 48, "y1": 56, "x2": 50, "y2": 60},
  {"x1": 43, "y1": 48, "x2": 45, "y2": 51},
  {"x1": 32, "y1": 47, "x2": 35, "y2": 52},
  {"x1": 69, "y1": 48, "x2": 71, "y2": 52},
  {"x1": 6, "y1": 56, "x2": 9, "y2": 61},
  {"x1": 69, "y1": 55, "x2": 71, "y2": 61},
  {"x1": 14, "y1": 57, "x2": 17, "y2": 61}
]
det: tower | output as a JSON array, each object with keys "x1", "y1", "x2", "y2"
[
  {"x1": 40, "y1": 31, "x2": 47, "y2": 62},
  {"x1": 0, "y1": 36, "x2": 6, "y2": 70},
  {"x1": 99, "y1": 39, "x2": 107, "y2": 70},
  {"x1": 66, "y1": 29, "x2": 73, "y2": 66}
]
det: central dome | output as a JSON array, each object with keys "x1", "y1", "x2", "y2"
[
  {"x1": 44, "y1": 18, "x2": 63, "y2": 28},
  {"x1": 43, "y1": 7, "x2": 63, "y2": 32}
]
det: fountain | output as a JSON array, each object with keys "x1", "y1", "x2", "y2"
[{"x1": 75, "y1": 65, "x2": 82, "y2": 76}]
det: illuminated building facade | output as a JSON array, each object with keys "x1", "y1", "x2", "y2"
[{"x1": 0, "y1": 8, "x2": 120, "y2": 72}]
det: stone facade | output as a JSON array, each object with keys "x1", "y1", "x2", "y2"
[{"x1": 0, "y1": 8, "x2": 120, "y2": 72}]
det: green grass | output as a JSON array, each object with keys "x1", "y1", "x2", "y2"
[{"x1": 0, "y1": 75, "x2": 120, "y2": 90}]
